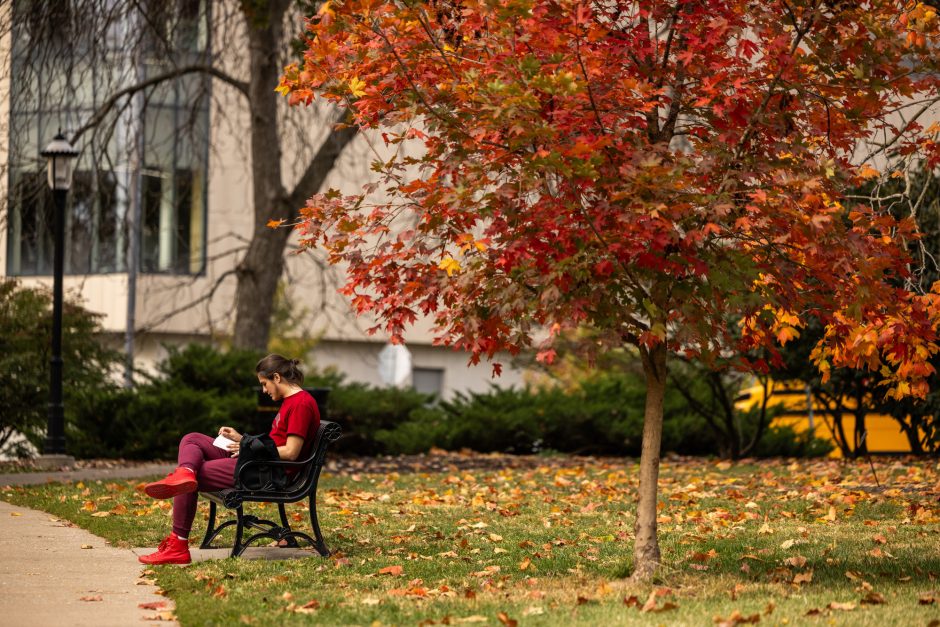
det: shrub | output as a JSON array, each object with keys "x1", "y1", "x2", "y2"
[
  {"x1": 0, "y1": 279, "x2": 121, "y2": 457},
  {"x1": 320, "y1": 379, "x2": 434, "y2": 454},
  {"x1": 68, "y1": 343, "x2": 259, "y2": 459}
]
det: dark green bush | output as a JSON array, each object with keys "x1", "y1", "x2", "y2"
[
  {"x1": 63, "y1": 341, "x2": 829, "y2": 460},
  {"x1": 374, "y1": 373, "x2": 724, "y2": 457},
  {"x1": 0, "y1": 279, "x2": 121, "y2": 457},
  {"x1": 320, "y1": 379, "x2": 434, "y2": 455},
  {"x1": 67, "y1": 344, "x2": 259, "y2": 459},
  {"x1": 69, "y1": 382, "x2": 257, "y2": 460},
  {"x1": 155, "y1": 344, "x2": 263, "y2": 394}
]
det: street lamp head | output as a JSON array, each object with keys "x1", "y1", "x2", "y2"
[{"x1": 40, "y1": 132, "x2": 79, "y2": 191}]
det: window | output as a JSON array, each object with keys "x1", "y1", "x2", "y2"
[
  {"x1": 5, "y1": 0, "x2": 210, "y2": 276},
  {"x1": 412, "y1": 367, "x2": 445, "y2": 397}
]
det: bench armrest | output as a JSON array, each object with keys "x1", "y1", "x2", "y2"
[{"x1": 232, "y1": 420, "x2": 342, "y2": 487}]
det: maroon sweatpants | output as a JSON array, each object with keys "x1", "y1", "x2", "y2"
[{"x1": 172, "y1": 433, "x2": 237, "y2": 538}]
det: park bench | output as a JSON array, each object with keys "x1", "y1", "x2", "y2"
[{"x1": 199, "y1": 419, "x2": 342, "y2": 558}]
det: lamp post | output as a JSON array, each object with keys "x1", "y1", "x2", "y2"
[{"x1": 40, "y1": 132, "x2": 78, "y2": 463}]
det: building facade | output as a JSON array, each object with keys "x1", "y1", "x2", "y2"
[{"x1": 0, "y1": 0, "x2": 526, "y2": 399}]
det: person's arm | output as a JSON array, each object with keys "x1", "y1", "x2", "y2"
[{"x1": 277, "y1": 435, "x2": 305, "y2": 461}]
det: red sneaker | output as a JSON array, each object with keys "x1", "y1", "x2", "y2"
[
  {"x1": 138, "y1": 534, "x2": 191, "y2": 565},
  {"x1": 144, "y1": 467, "x2": 197, "y2": 499}
]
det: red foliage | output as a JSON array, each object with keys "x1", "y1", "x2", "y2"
[{"x1": 282, "y1": 0, "x2": 940, "y2": 397}]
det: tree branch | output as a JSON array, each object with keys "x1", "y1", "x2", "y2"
[
  {"x1": 287, "y1": 123, "x2": 359, "y2": 207},
  {"x1": 72, "y1": 64, "x2": 249, "y2": 143}
]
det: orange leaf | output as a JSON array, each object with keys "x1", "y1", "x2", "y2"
[
  {"x1": 497, "y1": 612, "x2": 518, "y2": 627},
  {"x1": 378, "y1": 565, "x2": 403, "y2": 576},
  {"x1": 267, "y1": 219, "x2": 286, "y2": 228}
]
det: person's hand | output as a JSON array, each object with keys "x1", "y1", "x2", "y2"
[
  {"x1": 218, "y1": 426, "x2": 242, "y2": 457},
  {"x1": 218, "y1": 426, "x2": 242, "y2": 442}
]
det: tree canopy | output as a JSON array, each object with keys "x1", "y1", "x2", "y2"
[{"x1": 282, "y1": 0, "x2": 940, "y2": 578}]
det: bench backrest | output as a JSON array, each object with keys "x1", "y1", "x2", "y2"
[{"x1": 283, "y1": 419, "x2": 342, "y2": 494}]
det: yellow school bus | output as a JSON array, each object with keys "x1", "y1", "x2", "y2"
[{"x1": 734, "y1": 380, "x2": 916, "y2": 458}]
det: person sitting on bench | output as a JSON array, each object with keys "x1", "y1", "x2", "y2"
[{"x1": 138, "y1": 354, "x2": 320, "y2": 565}]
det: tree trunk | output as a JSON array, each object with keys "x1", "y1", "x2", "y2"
[
  {"x1": 632, "y1": 342, "x2": 667, "y2": 582},
  {"x1": 231, "y1": 2, "x2": 358, "y2": 351},
  {"x1": 233, "y1": 1, "x2": 291, "y2": 351}
]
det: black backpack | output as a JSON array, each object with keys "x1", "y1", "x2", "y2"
[{"x1": 234, "y1": 433, "x2": 287, "y2": 491}]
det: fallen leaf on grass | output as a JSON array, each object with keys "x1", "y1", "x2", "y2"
[
  {"x1": 869, "y1": 548, "x2": 889, "y2": 558},
  {"x1": 690, "y1": 549, "x2": 719, "y2": 562},
  {"x1": 361, "y1": 597, "x2": 380, "y2": 606},
  {"x1": 80, "y1": 544, "x2": 93, "y2": 549},
  {"x1": 91, "y1": 511, "x2": 111, "y2": 517},
  {"x1": 861, "y1": 591, "x2": 886, "y2": 605},
  {"x1": 496, "y1": 611, "x2": 517, "y2": 627},
  {"x1": 827, "y1": 601, "x2": 856, "y2": 611},
  {"x1": 713, "y1": 609, "x2": 760, "y2": 626},
  {"x1": 454, "y1": 616, "x2": 488, "y2": 624},
  {"x1": 919, "y1": 592, "x2": 937, "y2": 605},
  {"x1": 286, "y1": 600, "x2": 320, "y2": 614},
  {"x1": 784, "y1": 555, "x2": 807, "y2": 568},
  {"x1": 640, "y1": 588, "x2": 677, "y2": 613},
  {"x1": 80, "y1": 595, "x2": 103, "y2": 602},
  {"x1": 378, "y1": 565, "x2": 403, "y2": 576},
  {"x1": 522, "y1": 606, "x2": 544, "y2": 616},
  {"x1": 793, "y1": 570, "x2": 813, "y2": 585}
]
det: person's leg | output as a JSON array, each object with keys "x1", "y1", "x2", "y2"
[
  {"x1": 171, "y1": 456, "x2": 237, "y2": 539},
  {"x1": 141, "y1": 455, "x2": 237, "y2": 565},
  {"x1": 146, "y1": 433, "x2": 229, "y2": 499},
  {"x1": 178, "y1": 433, "x2": 229, "y2": 473}
]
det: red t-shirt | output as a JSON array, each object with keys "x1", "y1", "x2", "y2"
[{"x1": 268, "y1": 390, "x2": 320, "y2": 460}]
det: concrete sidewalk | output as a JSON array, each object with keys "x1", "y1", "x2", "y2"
[
  {"x1": 0, "y1": 499, "x2": 178, "y2": 626},
  {"x1": 0, "y1": 464, "x2": 321, "y2": 626}
]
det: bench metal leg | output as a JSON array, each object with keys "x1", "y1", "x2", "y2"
[
  {"x1": 309, "y1": 493, "x2": 330, "y2": 556},
  {"x1": 200, "y1": 500, "x2": 239, "y2": 549},
  {"x1": 277, "y1": 503, "x2": 299, "y2": 548},
  {"x1": 231, "y1": 505, "x2": 246, "y2": 558},
  {"x1": 199, "y1": 500, "x2": 218, "y2": 549}
]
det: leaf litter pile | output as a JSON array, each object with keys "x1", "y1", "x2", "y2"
[{"x1": 3, "y1": 453, "x2": 939, "y2": 626}]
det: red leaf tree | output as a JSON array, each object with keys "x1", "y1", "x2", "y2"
[{"x1": 283, "y1": 0, "x2": 940, "y2": 578}]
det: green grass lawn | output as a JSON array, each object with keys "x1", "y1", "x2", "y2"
[{"x1": 3, "y1": 455, "x2": 939, "y2": 626}]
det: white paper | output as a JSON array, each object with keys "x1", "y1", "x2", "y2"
[{"x1": 213, "y1": 434, "x2": 237, "y2": 450}]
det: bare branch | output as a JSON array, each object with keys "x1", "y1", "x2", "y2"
[{"x1": 72, "y1": 64, "x2": 248, "y2": 143}]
